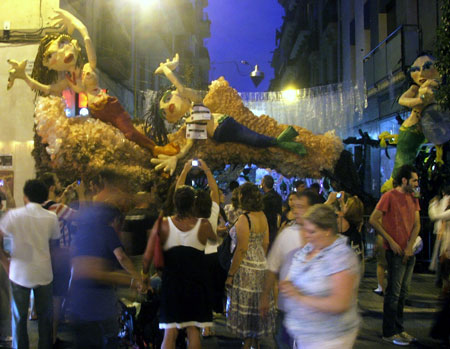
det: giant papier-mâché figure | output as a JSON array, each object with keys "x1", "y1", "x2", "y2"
[
  {"x1": 381, "y1": 53, "x2": 445, "y2": 192},
  {"x1": 6, "y1": 9, "x2": 178, "y2": 157},
  {"x1": 151, "y1": 54, "x2": 306, "y2": 175}
]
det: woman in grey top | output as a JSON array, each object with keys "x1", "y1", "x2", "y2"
[{"x1": 280, "y1": 204, "x2": 360, "y2": 349}]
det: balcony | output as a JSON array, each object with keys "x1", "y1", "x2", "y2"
[{"x1": 363, "y1": 25, "x2": 420, "y2": 92}]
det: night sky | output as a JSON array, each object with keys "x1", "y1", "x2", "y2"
[{"x1": 205, "y1": 0, "x2": 284, "y2": 93}]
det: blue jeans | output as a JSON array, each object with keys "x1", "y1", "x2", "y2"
[
  {"x1": 382, "y1": 250, "x2": 415, "y2": 337},
  {"x1": 10, "y1": 281, "x2": 53, "y2": 349},
  {"x1": 0, "y1": 266, "x2": 11, "y2": 338}
]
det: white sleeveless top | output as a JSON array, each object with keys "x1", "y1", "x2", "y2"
[{"x1": 164, "y1": 217, "x2": 205, "y2": 251}]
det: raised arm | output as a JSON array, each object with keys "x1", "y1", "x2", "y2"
[
  {"x1": 52, "y1": 9, "x2": 96, "y2": 69},
  {"x1": 7, "y1": 59, "x2": 67, "y2": 94},
  {"x1": 199, "y1": 159, "x2": 219, "y2": 204},
  {"x1": 155, "y1": 54, "x2": 203, "y2": 104},
  {"x1": 176, "y1": 160, "x2": 193, "y2": 189}
]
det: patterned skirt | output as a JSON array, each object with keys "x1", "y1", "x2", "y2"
[{"x1": 226, "y1": 255, "x2": 275, "y2": 338}]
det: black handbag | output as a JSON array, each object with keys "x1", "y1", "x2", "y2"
[{"x1": 217, "y1": 212, "x2": 250, "y2": 271}]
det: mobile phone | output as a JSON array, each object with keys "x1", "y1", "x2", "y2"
[
  {"x1": 336, "y1": 192, "x2": 342, "y2": 199},
  {"x1": 192, "y1": 159, "x2": 199, "y2": 167},
  {"x1": 0, "y1": 179, "x2": 4, "y2": 186}
]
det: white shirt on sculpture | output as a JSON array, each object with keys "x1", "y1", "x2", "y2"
[{"x1": 0, "y1": 202, "x2": 60, "y2": 288}]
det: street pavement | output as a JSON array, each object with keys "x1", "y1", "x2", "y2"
[{"x1": 3, "y1": 259, "x2": 445, "y2": 349}]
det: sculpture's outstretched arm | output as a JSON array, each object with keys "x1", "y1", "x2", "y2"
[
  {"x1": 51, "y1": 9, "x2": 97, "y2": 69},
  {"x1": 7, "y1": 59, "x2": 67, "y2": 94},
  {"x1": 155, "y1": 54, "x2": 203, "y2": 104},
  {"x1": 151, "y1": 139, "x2": 194, "y2": 175}
]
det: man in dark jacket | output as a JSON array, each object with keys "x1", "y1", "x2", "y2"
[{"x1": 261, "y1": 175, "x2": 282, "y2": 247}]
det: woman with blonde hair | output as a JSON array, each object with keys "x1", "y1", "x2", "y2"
[{"x1": 280, "y1": 204, "x2": 360, "y2": 348}]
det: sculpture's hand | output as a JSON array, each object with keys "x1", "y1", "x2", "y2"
[
  {"x1": 7, "y1": 59, "x2": 27, "y2": 90},
  {"x1": 151, "y1": 154, "x2": 179, "y2": 176},
  {"x1": 418, "y1": 79, "x2": 438, "y2": 106},
  {"x1": 50, "y1": 9, "x2": 80, "y2": 35},
  {"x1": 155, "y1": 53, "x2": 179, "y2": 74}
]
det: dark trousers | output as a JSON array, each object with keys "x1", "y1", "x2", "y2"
[
  {"x1": 382, "y1": 250, "x2": 415, "y2": 337},
  {"x1": 10, "y1": 281, "x2": 53, "y2": 349},
  {"x1": 72, "y1": 317, "x2": 119, "y2": 349}
]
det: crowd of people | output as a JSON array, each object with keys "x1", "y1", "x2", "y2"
[{"x1": 0, "y1": 161, "x2": 449, "y2": 349}]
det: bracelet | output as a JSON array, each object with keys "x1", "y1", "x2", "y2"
[
  {"x1": 130, "y1": 278, "x2": 134, "y2": 288},
  {"x1": 227, "y1": 274, "x2": 234, "y2": 278}
]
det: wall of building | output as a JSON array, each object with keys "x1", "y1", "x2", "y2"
[{"x1": 0, "y1": 44, "x2": 40, "y2": 205}]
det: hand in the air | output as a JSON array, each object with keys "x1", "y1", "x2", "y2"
[
  {"x1": 151, "y1": 154, "x2": 178, "y2": 176},
  {"x1": 49, "y1": 9, "x2": 80, "y2": 35},
  {"x1": 155, "y1": 54, "x2": 179, "y2": 74},
  {"x1": 7, "y1": 59, "x2": 27, "y2": 90}
]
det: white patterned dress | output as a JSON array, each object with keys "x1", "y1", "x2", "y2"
[{"x1": 226, "y1": 216, "x2": 275, "y2": 338}]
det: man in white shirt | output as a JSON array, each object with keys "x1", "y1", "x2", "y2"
[
  {"x1": 260, "y1": 190, "x2": 322, "y2": 349},
  {"x1": 0, "y1": 179, "x2": 60, "y2": 349}
]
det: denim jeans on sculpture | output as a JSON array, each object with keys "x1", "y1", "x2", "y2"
[
  {"x1": 10, "y1": 281, "x2": 53, "y2": 349},
  {"x1": 382, "y1": 250, "x2": 416, "y2": 337}
]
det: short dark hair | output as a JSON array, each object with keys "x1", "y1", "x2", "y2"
[
  {"x1": 40, "y1": 172, "x2": 56, "y2": 189},
  {"x1": 393, "y1": 164, "x2": 417, "y2": 187},
  {"x1": 310, "y1": 183, "x2": 320, "y2": 191},
  {"x1": 263, "y1": 175, "x2": 274, "y2": 189},
  {"x1": 23, "y1": 179, "x2": 48, "y2": 204},
  {"x1": 294, "y1": 180, "x2": 305, "y2": 188},
  {"x1": 229, "y1": 180, "x2": 239, "y2": 192},
  {"x1": 239, "y1": 182, "x2": 263, "y2": 211},
  {"x1": 173, "y1": 186, "x2": 196, "y2": 217},
  {"x1": 296, "y1": 190, "x2": 322, "y2": 206},
  {"x1": 194, "y1": 189, "x2": 212, "y2": 218}
]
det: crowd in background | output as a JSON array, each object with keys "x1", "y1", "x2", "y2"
[{"x1": 0, "y1": 160, "x2": 449, "y2": 349}]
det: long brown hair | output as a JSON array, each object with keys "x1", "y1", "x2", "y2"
[{"x1": 31, "y1": 33, "x2": 84, "y2": 90}]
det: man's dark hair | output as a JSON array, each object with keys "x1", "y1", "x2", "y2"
[
  {"x1": 40, "y1": 172, "x2": 56, "y2": 189},
  {"x1": 23, "y1": 179, "x2": 49, "y2": 204},
  {"x1": 296, "y1": 190, "x2": 322, "y2": 207},
  {"x1": 229, "y1": 180, "x2": 239, "y2": 192},
  {"x1": 294, "y1": 179, "x2": 305, "y2": 188},
  {"x1": 263, "y1": 175, "x2": 274, "y2": 189},
  {"x1": 173, "y1": 186, "x2": 196, "y2": 217},
  {"x1": 393, "y1": 164, "x2": 417, "y2": 187},
  {"x1": 309, "y1": 183, "x2": 320, "y2": 192},
  {"x1": 195, "y1": 189, "x2": 212, "y2": 218}
]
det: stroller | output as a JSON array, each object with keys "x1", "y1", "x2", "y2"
[
  {"x1": 118, "y1": 290, "x2": 190, "y2": 349},
  {"x1": 118, "y1": 290, "x2": 163, "y2": 349}
]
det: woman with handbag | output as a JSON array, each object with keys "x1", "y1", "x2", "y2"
[
  {"x1": 142, "y1": 186, "x2": 216, "y2": 349},
  {"x1": 225, "y1": 182, "x2": 275, "y2": 349}
]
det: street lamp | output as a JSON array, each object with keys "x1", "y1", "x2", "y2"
[
  {"x1": 210, "y1": 60, "x2": 265, "y2": 88},
  {"x1": 241, "y1": 61, "x2": 265, "y2": 88}
]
